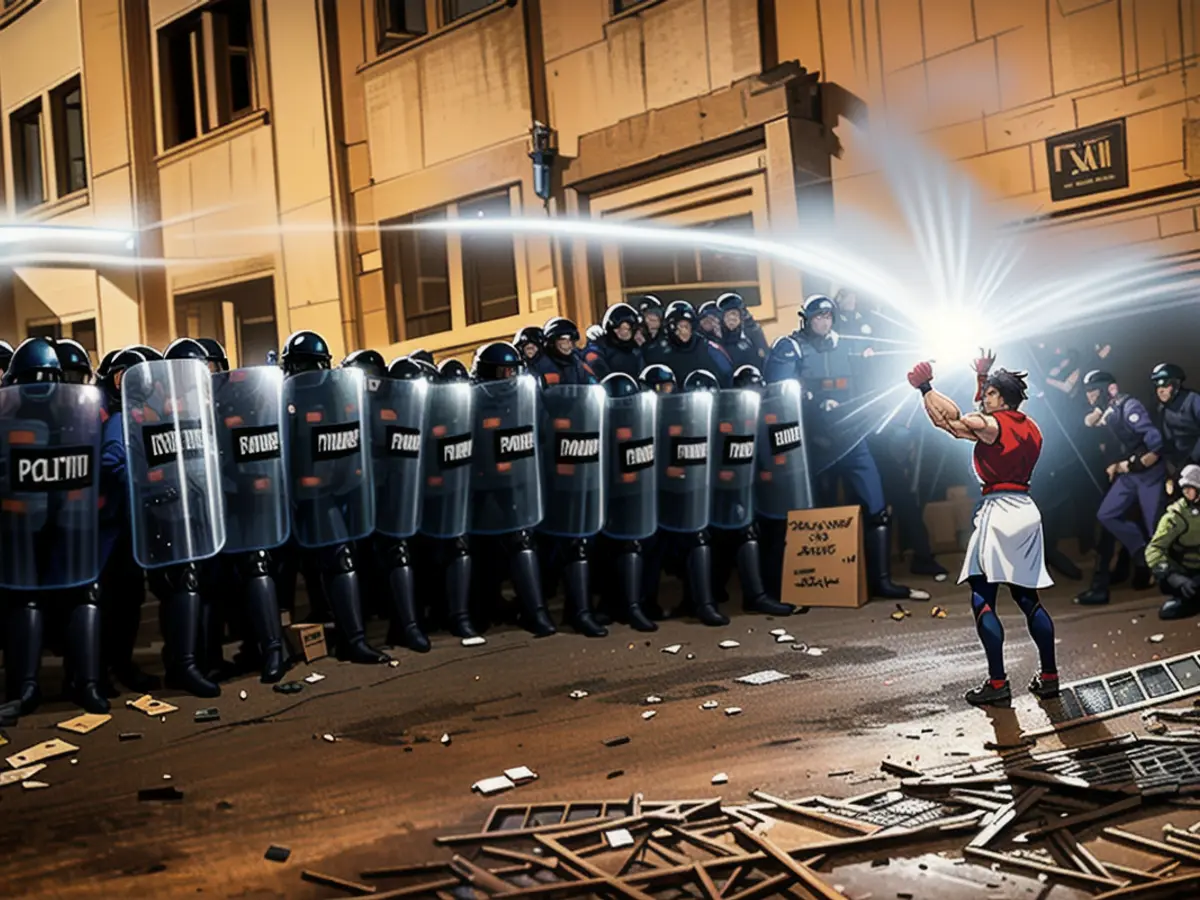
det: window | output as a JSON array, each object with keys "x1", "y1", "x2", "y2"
[
  {"x1": 460, "y1": 192, "x2": 519, "y2": 326},
  {"x1": 613, "y1": 0, "x2": 652, "y2": 12},
  {"x1": 620, "y1": 214, "x2": 761, "y2": 307},
  {"x1": 158, "y1": 0, "x2": 256, "y2": 150},
  {"x1": 51, "y1": 77, "x2": 87, "y2": 196},
  {"x1": 175, "y1": 276, "x2": 277, "y2": 368},
  {"x1": 377, "y1": 0, "x2": 428, "y2": 50},
  {"x1": 11, "y1": 99, "x2": 45, "y2": 211},
  {"x1": 390, "y1": 209, "x2": 452, "y2": 339},
  {"x1": 67, "y1": 319, "x2": 98, "y2": 366},
  {"x1": 444, "y1": 0, "x2": 500, "y2": 23},
  {"x1": 26, "y1": 322, "x2": 61, "y2": 340}
]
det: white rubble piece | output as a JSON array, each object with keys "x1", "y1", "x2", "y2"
[
  {"x1": 239, "y1": 690, "x2": 248, "y2": 701},
  {"x1": 642, "y1": 710, "x2": 657, "y2": 720},
  {"x1": 700, "y1": 700, "x2": 719, "y2": 710},
  {"x1": 735, "y1": 670, "x2": 790, "y2": 686},
  {"x1": 441, "y1": 733, "x2": 452, "y2": 746},
  {"x1": 724, "y1": 707, "x2": 743, "y2": 716},
  {"x1": 644, "y1": 695, "x2": 662, "y2": 705},
  {"x1": 304, "y1": 672, "x2": 326, "y2": 684},
  {"x1": 661, "y1": 644, "x2": 682, "y2": 654},
  {"x1": 807, "y1": 647, "x2": 827, "y2": 657},
  {"x1": 322, "y1": 733, "x2": 337, "y2": 743},
  {"x1": 769, "y1": 629, "x2": 787, "y2": 637},
  {"x1": 1150, "y1": 634, "x2": 1165, "y2": 643},
  {"x1": 473, "y1": 775, "x2": 515, "y2": 796},
  {"x1": 605, "y1": 828, "x2": 635, "y2": 849},
  {"x1": 711, "y1": 773, "x2": 729, "y2": 785},
  {"x1": 504, "y1": 766, "x2": 538, "y2": 784},
  {"x1": 461, "y1": 636, "x2": 487, "y2": 647},
  {"x1": 718, "y1": 640, "x2": 740, "y2": 650},
  {"x1": 0, "y1": 764, "x2": 47, "y2": 788},
  {"x1": 389, "y1": 659, "x2": 400, "y2": 667},
  {"x1": 22, "y1": 781, "x2": 50, "y2": 790},
  {"x1": 569, "y1": 690, "x2": 589, "y2": 700},
  {"x1": 775, "y1": 634, "x2": 796, "y2": 644}
]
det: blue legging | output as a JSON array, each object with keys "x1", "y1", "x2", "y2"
[{"x1": 968, "y1": 575, "x2": 1057, "y2": 682}]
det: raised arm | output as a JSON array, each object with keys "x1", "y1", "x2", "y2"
[{"x1": 906, "y1": 360, "x2": 999, "y2": 444}]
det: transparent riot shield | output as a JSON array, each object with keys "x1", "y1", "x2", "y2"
[
  {"x1": 656, "y1": 391, "x2": 714, "y2": 533},
  {"x1": 0, "y1": 383, "x2": 102, "y2": 590},
  {"x1": 212, "y1": 366, "x2": 289, "y2": 554},
  {"x1": 710, "y1": 388, "x2": 760, "y2": 530},
  {"x1": 468, "y1": 374, "x2": 543, "y2": 535},
  {"x1": 539, "y1": 384, "x2": 605, "y2": 538},
  {"x1": 755, "y1": 380, "x2": 814, "y2": 519},
  {"x1": 370, "y1": 377, "x2": 428, "y2": 539},
  {"x1": 123, "y1": 359, "x2": 226, "y2": 569},
  {"x1": 602, "y1": 390, "x2": 657, "y2": 541},
  {"x1": 420, "y1": 382, "x2": 473, "y2": 539},
  {"x1": 281, "y1": 367, "x2": 374, "y2": 549}
]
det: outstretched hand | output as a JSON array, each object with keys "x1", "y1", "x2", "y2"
[
  {"x1": 907, "y1": 361, "x2": 933, "y2": 390},
  {"x1": 972, "y1": 348, "x2": 995, "y2": 376}
]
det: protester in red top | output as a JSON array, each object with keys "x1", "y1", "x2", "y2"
[{"x1": 907, "y1": 354, "x2": 1059, "y2": 708}]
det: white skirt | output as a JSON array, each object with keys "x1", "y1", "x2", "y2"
[{"x1": 958, "y1": 492, "x2": 1054, "y2": 589}]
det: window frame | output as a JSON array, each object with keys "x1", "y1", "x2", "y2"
[
  {"x1": 10, "y1": 96, "x2": 46, "y2": 212},
  {"x1": 50, "y1": 76, "x2": 88, "y2": 198},
  {"x1": 380, "y1": 183, "x2": 530, "y2": 352},
  {"x1": 369, "y1": 0, "x2": 505, "y2": 60}
]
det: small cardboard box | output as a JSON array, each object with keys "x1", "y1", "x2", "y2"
[
  {"x1": 780, "y1": 505, "x2": 867, "y2": 609},
  {"x1": 288, "y1": 623, "x2": 327, "y2": 663}
]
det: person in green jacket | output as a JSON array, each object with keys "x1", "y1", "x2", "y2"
[{"x1": 1146, "y1": 464, "x2": 1200, "y2": 620}]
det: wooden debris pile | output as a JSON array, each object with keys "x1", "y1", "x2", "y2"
[{"x1": 303, "y1": 730, "x2": 1200, "y2": 898}]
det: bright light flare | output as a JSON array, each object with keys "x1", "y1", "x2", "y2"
[
  {"x1": 0, "y1": 224, "x2": 134, "y2": 246},
  {"x1": 921, "y1": 307, "x2": 988, "y2": 370}
]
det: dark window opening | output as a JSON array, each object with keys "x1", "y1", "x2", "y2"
[
  {"x1": 444, "y1": 0, "x2": 500, "y2": 24},
  {"x1": 51, "y1": 77, "x2": 87, "y2": 196},
  {"x1": 174, "y1": 276, "x2": 277, "y2": 368},
  {"x1": 613, "y1": 0, "x2": 651, "y2": 13},
  {"x1": 11, "y1": 99, "x2": 45, "y2": 211},
  {"x1": 383, "y1": 209, "x2": 453, "y2": 341},
  {"x1": 26, "y1": 322, "x2": 61, "y2": 341},
  {"x1": 68, "y1": 319, "x2": 98, "y2": 365},
  {"x1": 587, "y1": 242, "x2": 608, "y2": 324},
  {"x1": 377, "y1": 0, "x2": 428, "y2": 50},
  {"x1": 460, "y1": 192, "x2": 519, "y2": 326}
]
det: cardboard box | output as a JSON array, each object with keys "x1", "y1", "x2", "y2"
[
  {"x1": 288, "y1": 623, "x2": 327, "y2": 663},
  {"x1": 780, "y1": 505, "x2": 868, "y2": 609}
]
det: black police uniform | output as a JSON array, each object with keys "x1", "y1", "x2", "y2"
[
  {"x1": 583, "y1": 303, "x2": 644, "y2": 379},
  {"x1": 1152, "y1": 364, "x2": 1200, "y2": 472},
  {"x1": 642, "y1": 306, "x2": 734, "y2": 388}
]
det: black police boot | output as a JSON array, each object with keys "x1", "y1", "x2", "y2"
[
  {"x1": 866, "y1": 515, "x2": 930, "y2": 601},
  {"x1": 5, "y1": 601, "x2": 43, "y2": 716},
  {"x1": 508, "y1": 542, "x2": 557, "y2": 637},
  {"x1": 686, "y1": 537, "x2": 729, "y2": 627},
  {"x1": 1075, "y1": 568, "x2": 1110, "y2": 606},
  {"x1": 244, "y1": 574, "x2": 286, "y2": 683},
  {"x1": 110, "y1": 567, "x2": 160, "y2": 693},
  {"x1": 161, "y1": 568, "x2": 221, "y2": 698},
  {"x1": 66, "y1": 599, "x2": 110, "y2": 714},
  {"x1": 1132, "y1": 549, "x2": 1154, "y2": 590},
  {"x1": 1111, "y1": 547, "x2": 1131, "y2": 585},
  {"x1": 445, "y1": 547, "x2": 479, "y2": 639},
  {"x1": 737, "y1": 535, "x2": 796, "y2": 617},
  {"x1": 563, "y1": 553, "x2": 607, "y2": 638},
  {"x1": 326, "y1": 572, "x2": 390, "y2": 664},
  {"x1": 617, "y1": 545, "x2": 657, "y2": 632},
  {"x1": 386, "y1": 562, "x2": 431, "y2": 653}
]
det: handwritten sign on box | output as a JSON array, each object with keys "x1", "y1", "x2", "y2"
[{"x1": 780, "y1": 505, "x2": 867, "y2": 609}]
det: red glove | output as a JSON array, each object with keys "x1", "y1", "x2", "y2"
[
  {"x1": 907, "y1": 362, "x2": 933, "y2": 390},
  {"x1": 971, "y1": 349, "x2": 995, "y2": 376}
]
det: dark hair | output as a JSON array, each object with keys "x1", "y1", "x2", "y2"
[{"x1": 985, "y1": 369, "x2": 1028, "y2": 410}]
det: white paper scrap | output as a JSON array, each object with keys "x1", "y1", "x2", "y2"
[
  {"x1": 605, "y1": 828, "x2": 635, "y2": 849},
  {"x1": 700, "y1": 700, "x2": 719, "y2": 710},
  {"x1": 718, "y1": 640, "x2": 740, "y2": 649},
  {"x1": 776, "y1": 634, "x2": 796, "y2": 644},
  {"x1": 769, "y1": 628, "x2": 787, "y2": 637},
  {"x1": 569, "y1": 690, "x2": 589, "y2": 700},
  {"x1": 473, "y1": 775, "x2": 515, "y2": 795},
  {"x1": 644, "y1": 695, "x2": 662, "y2": 705},
  {"x1": 724, "y1": 707, "x2": 743, "y2": 716},
  {"x1": 711, "y1": 773, "x2": 729, "y2": 785},
  {"x1": 504, "y1": 766, "x2": 538, "y2": 784},
  {"x1": 461, "y1": 636, "x2": 487, "y2": 647},
  {"x1": 661, "y1": 644, "x2": 682, "y2": 654},
  {"x1": 642, "y1": 710, "x2": 657, "y2": 720},
  {"x1": 735, "y1": 670, "x2": 790, "y2": 686},
  {"x1": 304, "y1": 672, "x2": 326, "y2": 684},
  {"x1": 807, "y1": 647, "x2": 826, "y2": 657}
]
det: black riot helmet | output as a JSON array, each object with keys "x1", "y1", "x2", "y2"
[
  {"x1": 409, "y1": 348, "x2": 435, "y2": 367},
  {"x1": 803, "y1": 294, "x2": 836, "y2": 322},
  {"x1": 683, "y1": 369, "x2": 719, "y2": 393},
  {"x1": 388, "y1": 356, "x2": 430, "y2": 381},
  {"x1": 196, "y1": 338, "x2": 229, "y2": 373},
  {"x1": 96, "y1": 348, "x2": 120, "y2": 380},
  {"x1": 543, "y1": 317, "x2": 581, "y2": 362},
  {"x1": 663, "y1": 300, "x2": 694, "y2": 318},
  {"x1": 514, "y1": 326, "x2": 544, "y2": 362},
  {"x1": 99, "y1": 348, "x2": 148, "y2": 408},
  {"x1": 602, "y1": 371, "x2": 641, "y2": 398},
  {"x1": 716, "y1": 292, "x2": 746, "y2": 313},
  {"x1": 341, "y1": 349, "x2": 387, "y2": 380},
  {"x1": 165, "y1": 337, "x2": 210, "y2": 362},
  {"x1": 639, "y1": 363, "x2": 677, "y2": 394},
  {"x1": 698, "y1": 301, "x2": 721, "y2": 326},
  {"x1": 128, "y1": 344, "x2": 163, "y2": 362},
  {"x1": 602, "y1": 302, "x2": 641, "y2": 346},
  {"x1": 635, "y1": 295, "x2": 664, "y2": 318},
  {"x1": 281, "y1": 330, "x2": 332, "y2": 375},
  {"x1": 0, "y1": 339, "x2": 13, "y2": 374},
  {"x1": 2, "y1": 337, "x2": 64, "y2": 387},
  {"x1": 1083, "y1": 369, "x2": 1116, "y2": 390},
  {"x1": 1151, "y1": 362, "x2": 1185, "y2": 387},
  {"x1": 663, "y1": 304, "x2": 698, "y2": 348},
  {"x1": 472, "y1": 341, "x2": 523, "y2": 382},
  {"x1": 437, "y1": 358, "x2": 470, "y2": 383},
  {"x1": 55, "y1": 339, "x2": 94, "y2": 385},
  {"x1": 732, "y1": 365, "x2": 764, "y2": 389}
]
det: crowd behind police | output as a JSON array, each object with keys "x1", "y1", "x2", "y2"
[{"x1": 1, "y1": 288, "x2": 1197, "y2": 718}]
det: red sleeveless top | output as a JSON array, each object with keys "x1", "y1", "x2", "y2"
[{"x1": 972, "y1": 410, "x2": 1042, "y2": 495}]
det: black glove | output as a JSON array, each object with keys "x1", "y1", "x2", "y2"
[{"x1": 1165, "y1": 572, "x2": 1198, "y2": 600}]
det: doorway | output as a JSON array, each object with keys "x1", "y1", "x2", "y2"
[{"x1": 173, "y1": 276, "x2": 278, "y2": 369}]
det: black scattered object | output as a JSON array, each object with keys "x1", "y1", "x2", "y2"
[
  {"x1": 607, "y1": 770, "x2": 624, "y2": 779},
  {"x1": 194, "y1": 708, "x2": 220, "y2": 722},
  {"x1": 119, "y1": 732, "x2": 143, "y2": 742},
  {"x1": 265, "y1": 845, "x2": 291, "y2": 863},
  {"x1": 216, "y1": 801, "x2": 234, "y2": 810},
  {"x1": 273, "y1": 681, "x2": 304, "y2": 694},
  {"x1": 602, "y1": 736, "x2": 631, "y2": 748},
  {"x1": 138, "y1": 787, "x2": 184, "y2": 802}
]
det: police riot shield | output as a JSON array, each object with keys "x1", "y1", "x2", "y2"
[
  {"x1": 123, "y1": 359, "x2": 226, "y2": 569},
  {"x1": 656, "y1": 391, "x2": 714, "y2": 533},
  {"x1": 420, "y1": 382, "x2": 474, "y2": 539},
  {"x1": 755, "y1": 380, "x2": 814, "y2": 519},
  {"x1": 0, "y1": 383, "x2": 102, "y2": 590},
  {"x1": 369, "y1": 377, "x2": 428, "y2": 539},
  {"x1": 602, "y1": 390, "x2": 657, "y2": 541},
  {"x1": 539, "y1": 384, "x2": 605, "y2": 538},
  {"x1": 468, "y1": 374, "x2": 543, "y2": 535},
  {"x1": 212, "y1": 366, "x2": 289, "y2": 554},
  {"x1": 281, "y1": 367, "x2": 374, "y2": 549},
  {"x1": 710, "y1": 388, "x2": 760, "y2": 530}
]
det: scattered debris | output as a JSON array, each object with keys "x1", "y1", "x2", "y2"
[
  {"x1": 712, "y1": 772, "x2": 729, "y2": 785},
  {"x1": 891, "y1": 610, "x2": 907, "y2": 621},
  {"x1": 605, "y1": 828, "x2": 635, "y2": 849},
  {"x1": 568, "y1": 689, "x2": 589, "y2": 700},
  {"x1": 472, "y1": 775, "x2": 515, "y2": 796},
  {"x1": 239, "y1": 690, "x2": 248, "y2": 701},
  {"x1": 602, "y1": 736, "x2": 630, "y2": 748},
  {"x1": 607, "y1": 770, "x2": 624, "y2": 779},
  {"x1": 299, "y1": 870, "x2": 376, "y2": 895},
  {"x1": 642, "y1": 710, "x2": 657, "y2": 721},
  {"x1": 0, "y1": 764, "x2": 46, "y2": 788},
  {"x1": 56, "y1": 713, "x2": 111, "y2": 735},
  {"x1": 22, "y1": 780, "x2": 49, "y2": 790},
  {"x1": 735, "y1": 669, "x2": 790, "y2": 686},
  {"x1": 1150, "y1": 634, "x2": 1165, "y2": 643},
  {"x1": 770, "y1": 628, "x2": 787, "y2": 637},
  {"x1": 724, "y1": 707, "x2": 743, "y2": 716},
  {"x1": 70, "y1": 759, "x2": 78, "y2": 766},
  {"x1": 686, "y1": 653, "x2": 696, "y2": 660},
  {"x1": 441, "y1": 733, "x2": 451, "y2": 746},
  {"x1": 194, "y1": 708, "x2": 220, "y2": 723},
  {"x1": 828, "y1": 769, "x2": 854, "y2": 778},
  {"x1": 138, "y1": 786, "x2": 183, "y2": 802},
  {"x1": 807, "y1": 647, "x2": 827, "y2": 657},
  {"x1": 931, "y1": 606, "x2": 948, "y2": 619},
  {"x1": 162, "y1": 774, "x2": 172, "y2": 780},
  {"x1": 461, "y1": 636, "x2": 487, "y2": 647},
  {"x1": 388, "y1": 659, "x2": 400, "y2": 667},
  {"x1": 303, "y1": 672, "x2": 326, "y2": 684},
  {"x1": 718, "y1": 640, "x2": 740, "y2": 649},
  {"x1": 264, "y1": 845, "x2": 291, "y2": 863},
  {"x1": 5, "y1": 738, "x2": 79, "y2": 769},
  {"x1": 126, "y1": 694, "x2": 178, "y2": 716},
  {"x1": 661, "y1": 644, "x2": 682, "y2": 654},
  {"x1": 118, "y1": 732, "x2": 143, "y2": 742},
  {"x1": 776, "y1": 633, "x2": 796, "y2": 643},
  {"x1": 322, "y1": 733, "x2": 337, "y2": 743},
  {"x1": 895, "y1": 604, "x2": 912, "y2": 618},
  {"x1": 273, "y1": 681, "x2": 303, "y2": 695},
  {"x1": 504, "y1": 767, "x2": 538, "y2": 785},
  {"x1": 644, "y1": 695, "x2": 663, "y2": 705},
  {"x1": 700, "y1": 701, "x2": 720, "y2": 710}
]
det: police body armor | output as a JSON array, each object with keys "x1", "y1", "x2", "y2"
[
  {"x1": 710, "y1": 388, "x2": 760, "y2": 530},
  {"x1": 122, "y1": 359, "x2": 226, "y2": 568},
  {"x1": 369, "y1": 376, "x2": 428, "y2": 539},
  {"x1": 281, "y1": 367, "x2": 374, "y2": 548},
  {"x1": 420, "y1": 381, "x2": 474, "y2": 539},
  {"x1": 468, "y1": 374, "x2": 543, "y2": 535},
  {"x1": 755, "y1": 380, "x2": 814, "y2": 518},
  {"x1": 212, "y1": 366, "x2": 290, "y2": 554},
  {"x1": 0, "y1": 382, "x2": 103, "y2": 589},
  {"x1": 656, "y1": 391, "x2": 714, "y2": 533},
  {"x1": 539, "y1": 384, "x2": 605, "y2": 538},
  {"x1": 602, "y1": 390, "x2": 657, "y2": 541}
]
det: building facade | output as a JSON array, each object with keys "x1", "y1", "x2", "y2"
[{"x1": 1, "y1": 0, "x2": 1197, "y2": 365}]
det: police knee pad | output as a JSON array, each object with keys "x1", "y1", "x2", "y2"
[
  {"x1": 238, "y1": 550, "x2": 272, "y2": 580},
  {"x1": 384, "y1": 539, "x2": 411, "y2": 569},
  {"x1": 163, "y1": 562, "x2": 202, "y2": 594},
  {"x1": 617, "y1": 540, "x2": 642, "y2": 555},
  {"x1": 505, "y1": 530, "x2": 537, "y2": 554},
  {"x1": 738, "y1": 523, "x2": 759, "y2": 544},
  {"x1": 329, "y1": 543, "x2": 356, "y2": 574},
  {"x1": 83, "y1": 582, "x2": 101, "y2": 606},
  {"x1": 450, "y1": 536, "x2": 471, "y2": 559},
  {"x1": 686, "y1": 530, "x2": 711, "y2": 552},
  {"x1": 865, "y1": 510, "x2": 890, "y2": 529},
  {"x1": 567, "y1": 538, "x2": 590, "y2": 562}
]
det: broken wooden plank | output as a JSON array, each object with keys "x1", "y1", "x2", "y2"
[
  {"x1": 666, "y1": 824, "x2": 739, "y2": 858},
  {"x1": 535, "y1": 834, "x2": 657, "y2": 900},
  {"x1": 1161, "y1": 824, "x2": 1200, "y2": 848},
  {"x1": 733, "y1": 824, "x2": 849, "y2": 900},
  {"x1": 1094, "y1": 872, "x2": 1200, "y2": 899},
  {"x1": 450, "y1": 855, "x2": 517, "y2": 894},
  {"x1": 646, "y1": 840, "x2": 692, "y2": 868},
  {"x1": 480, "y1": 845, "x2": 560, "y2": 871},
  {"x1": 1069, "y1": 835, "x2": 1116, "y2": 882},
  {"x1": 300, "y1": 870, "x2": 377, "y2": 894},
  {"x1": 1103, "y1": 828, "x2": 1200, "y2": 865},
  {"x1": 693, "y1": 863, "x2": 722, "y2": 900},
  {"x1": 366, "y1": 865, "x2": 532, "y2": 900},
  {"x1": 962, "y1": 847, "x2": 1123, "y2": 890},
  {"x1": 1022, "y1": 796, "x2": 1143, "y2": 840},
  {"x1": 361, "y1": 861, "x2": 450, "y2": 879},
  {"x1": 749, "y1": 790, "x2": 878, "y2": 835},
  {"x1": 969, "y1": 788, "x2": 1048, "y2": 849},
  {"x1": 1101, "y1": 861, "x2": 1162, "y2": 884},
  {"x1": 724, "y1": 872, "x2": 794, "y2": 900},
  {"x1": 880, "y1": 759, "x2": 924, "y2": 778}
]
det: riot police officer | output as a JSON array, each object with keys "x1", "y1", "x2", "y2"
[
  {"x1": 718, "y1": 292, "x2": 770, "y2": 356},
  {"x1": 197, "y1": 337, "x2": 230, "y2": 373},
  {"x1": 636, "y1": 295, "x2": 665, "y2": 348},
  {"x1": 643, "y1": 304, "x2": 733, "y2": 388},
  {"x1": 716, "y1": 293, "x2": 768, "y2": 371},
  {"x1": 514, "y1": 326, "x2": 544, "y2": 366},
  {"x1": 790, "y1": 295, "x2": 927, "y2": 602},
  {"x1": 279, "y1": 331, "x2": 389, "y2": 663},
  {"x1": 532, "y1": 318, "x2": 597, "y2": 386},
  {"x1": 1, "y1": 338, "x2": 108, "y2": 714},
  {"x1": 409, "y1": 349, "x2": 436, "y2": 367},
  {"x1": 0, "y1": 339, "x2": 13, "y2": 377},
  {"x1": 1151, "y1": 363, "x2": 1200, "y2": 473},
  {"x1": 583, "y1": 302, "x2": 644, "y2": 380},
  {"x1": 698, "y1": 301, "x2": 723, "y2": 340},
  {"x1": 55, "y1": 339, "x2": 94, "y2": 384},
  {"x1": 468, "y1": 342, "x2": 556, "y2": 637}
]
